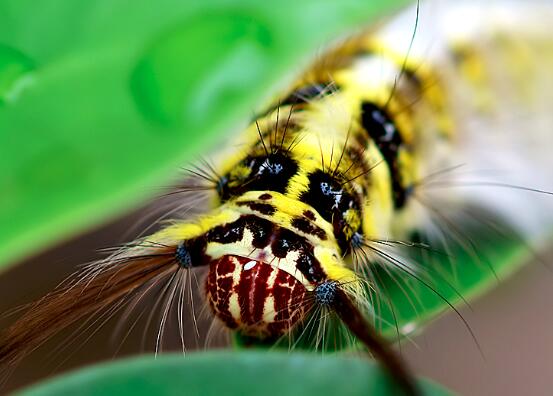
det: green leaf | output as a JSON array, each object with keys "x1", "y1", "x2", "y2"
[
  {"x1": 0, "y1": 0, "x2": 408, "y2": 269},
  {"x1": 17, "y1": 351, "x2": 451, "y2": 396}
]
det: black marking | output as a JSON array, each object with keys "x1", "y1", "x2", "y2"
[
  {"x1": 303, "y1": 210, "x2": 316, "y2": 221},
  {"x1": 271, "y1": 228, "x2": 306, "y2": 258},
  {"x1": 296, "y1": 252, "x2": 325, "y2": 283},
  {"x1": 206, "y1": 215, "x2": 274, "y2": 250},
  {"x1": 300, "y1": 170, "x2": 361, "y2": 251},
  {"x1": 291, "y1": 217, "x2": 327, "y2": 240},
  {"x1": 258, "y1": 193, "x2": 272, "y2": 200},
  {"x1": 218, "y1": 152, "x2": 299, "y2": 201},
  {"x1": 315, "y1": 281, "x2": 337, "y2": 306},
  {"x1": 246, "y1": 217, "x2": 274, "y2": 249},
  {"x1": 361, "y1": 102, "x2": 408, "y2": 208},
  {"x1": 271, "y1": 228, "x2": 325, "y2": 283},
  {"x1": 207, "y1": 219, "x2": 246, "y2": 244},
  {"x1": 237, "y1": 201, "x2": 276, "y2": 216}
]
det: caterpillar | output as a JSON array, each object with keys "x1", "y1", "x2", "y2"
[{"x1": 3, "y1": 1, "x2": 553, "y2": 394}]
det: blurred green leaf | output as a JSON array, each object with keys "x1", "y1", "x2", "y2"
[
  {"x1": 17, "y1": 351, "x2": 451, "y2": 396},
  {"x1": 0, "y1": 0, "x2": 408, "y2": 268}
]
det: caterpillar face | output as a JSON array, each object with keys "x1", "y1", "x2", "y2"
[{"x1": 193, "y1": 191, "x2": 355, "y2": 337}]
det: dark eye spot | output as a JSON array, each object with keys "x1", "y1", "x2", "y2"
[
  {"x1": 218, "y1": 152, "x2": 298, "y2": 201},
  {"x1": 299, "y1": 170, "x2": 361, "y2": 251},
  {"x1": 361, "y1": 102, "x2": 401, "y2": 147},
  {"x1": 300, "y1": 171, "x2": 356, "y2": 223}
]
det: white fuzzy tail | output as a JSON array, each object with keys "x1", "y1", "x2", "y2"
[{"x1": 381, "y1": 0, "x2": 553, "y2": 242}]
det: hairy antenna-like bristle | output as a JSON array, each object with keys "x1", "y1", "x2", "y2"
[{"x1": 0, "y1": 248, "x2": 175, "y2": 376}]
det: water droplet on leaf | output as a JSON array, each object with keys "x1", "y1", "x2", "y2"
[{"x1": 131, "y1": 11, "x2": 273, "y2": 126}]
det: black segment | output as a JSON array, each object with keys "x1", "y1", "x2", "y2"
[
  {"x1": 204, "y1": 214, "x2": 325, "y2": 284},
  {"x1": 271, "y1": 228, "x2": 308, "y2": 258},
  {"x1": 296, "y1": 252, "x2": 324, "y2": 283},
  {"x1": 206, "y1": 219, "x2": 246, "y2": 244},
  {"x1": 246, "y1": 217, "x2": 274, "y2": 249},
  {"x1": 237, "y1": 201, "x2": 276, "y2": 216},
  {"x1": 303, "y1": 210, "x2": 316, "y2": 221},
  {"x1": 218, "y1": 152, "x2": 298, "y2": 201},
  {"x1": 206, "y1": 215, "x2": 274, "y2": 249},
  {"x1": 271, "y1": 228, "x2": 325, "y2": 283},
  {"x1": 361, "y1": 102, "x2": 408, "y2": 208},
  {"x1": 299, "y1": 170, "x2": 361, "y2": 251},
  {"x1": 291, "y1": 217, "x2": 327, "y2": 240}
]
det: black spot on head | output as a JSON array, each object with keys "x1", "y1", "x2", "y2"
[
  {"x1": 361, "y1": 102, "x2": 402, "y2": 150},
  {"x1": 245, "y1": 217, "x2": 274, "y2": 249},
  {"x1": 206, "y1": 218, "x2": 246, "y2": 244},
  {"x1": 296, "y1": 252, "x2": 325, "y2": 283},
  {"x1": 206, "y1": 215, "x2": 274, "y2": 250},
  {"x1": 270, "y1": 227, "x2": 325, "y2": 283},
  {"x1": 300, "y1": 171, "x2": 347, "y2": 221},
  {"x1": 271, "y1": 228, "x2": 308, "y2": 258},
  {"x1": 259, "y1": 193, "x2": 272, "y2": 200},
  {"x1": 299, "y1": 170, "x2": 361, "y2": 250},
  {"x1": 219, "y1": 152, "x2": 298, "y2": 201},
  {"x1": 291, "y1": 217, "x2": 327, "y2": 240}
]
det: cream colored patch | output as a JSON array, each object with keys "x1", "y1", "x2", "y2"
[{"x1": 228, "y1": 290, "x2": 240, "y2": 322}]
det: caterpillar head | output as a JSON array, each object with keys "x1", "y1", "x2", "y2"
[{"x1": 198, "y1": 191, "x2": 358, "y2": 337}]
